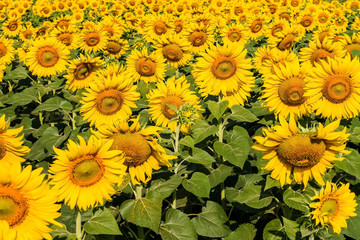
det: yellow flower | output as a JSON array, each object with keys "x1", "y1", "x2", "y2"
[
  {"x1": 183, "y1": 22, "x2": 215, "y2": 54},
  {"x1": 78, "y1": 26, "x2": 109, "y2": 54},
  {"x1": 310, "y1": 181, "x2": 357, "y2": 234},
  {"x1": 0, "y1": 37, "x2": 15, "y2": 66},
  {"x1": 253, "y1": 116, "x2": 350, "y2": 187},
  {"x1": 26, "y1": 37, "x2": 70, "y2": 77},
  {"x1": 80, "y1": 73, "x2": 140, "y2": 128},
  {"x1": 304, "y1": 55, "x2": 360, "y2": 119},
  {"x1": 93, "y1": 117, "x2": 175, "y2": 185},
  {"x1": 0, "y1": 163, "x2": 61, "y2": 240},
  {"x1": 49, "y1": 135, "x2": 126, "y2": 211},
  {"x1": 0, "y1": 115, "x2": 30, "y2": 166}
]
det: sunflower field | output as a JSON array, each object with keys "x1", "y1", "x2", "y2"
[{"x1": 2, "y1": 0, "x2": 360, "y2": 239}]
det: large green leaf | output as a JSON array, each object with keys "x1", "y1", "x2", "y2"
[
  {"x1": 83, "y1": 208, "x2": 121, "y2": 235},
  {"x1": 186, "y1": 148, "x2": 215, "y2": 166},
  {"x1": 223, "y1": 223, "x2": 256, "y2": 240},
  {"x1": 229, "y1": 105, "x2": 258, "y2": 123},
  {"x1": 191, "y1": 119, "x2": 218, "y2": 143},
  {"x1": 120, "y1": 196, "x2": 162, "y2": 233},
  {"x1": 226, "y1": 185, "x2": 272, "y2": 209},
  {"x1": 32, "y1": 97, "x2": 73, "y2": 113},
  {"x1": 191, "y1": 201, "x2": 231, "y2": 238},
  {"x1": 3, "y1": 66, "x2": 28, "y2": 80},
  {"x1": 159, "y1": 209, "x2": 197, "y2": 240},
  {"x1": 182, "y1": 172, "x2": 211, "y2": 198},
  {"x1": 335, "y1": 148, "x2": 360, "y2": 178},
  {"x1": 282, "y1": 217, "x2": 299, "y2": 240},
  {"x1": 213, "y1": 141, "x2": 249, "y2": 168},
  {"x1": 283, "y1": 188, "x2": 309, "y2": 214},
  {"x1": 5, "y1": 87, "x2": 38, "y2": 105},
  {"x1": 147, "y1": 174, "x2": 183, "y2": 200},
  {"x1": 263, "y1": 218, "x2": 284, "y2": 240},
  {"x1": 208, "y1": 164, "x2": 233, "y2": 188},
  {"x1": 179, "y1": 135, "x2": 194, "y2": 149},
  {"x1": 207, "y1": 100, "x2": 229, "y2": 120}
]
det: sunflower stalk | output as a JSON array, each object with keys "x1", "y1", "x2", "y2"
[
  {"x1": 218, "y1": 118, "x2": 227, "y2": 210},
  {"x1": 172, "y1": 123, "x2": 181, "y2": 209},
  {"x1": 75, "y1": 208, "x2": 82, "y2": 240}
]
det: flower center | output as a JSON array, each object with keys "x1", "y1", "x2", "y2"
[
  {"x1": 74, "y1": 63, "x2": 93, "y2": 80},
  {"x1": 251, "y1": 21, "x2": 262, "y2": 33},
  {"x1": 161, "y1": 95, "x2": 184, "y2": 119},
  {"x1": 85, "y1": 33, "x2": 100, "y2": 46},
  {"x1": 319, "y1": 31, "x2": 330, "y2": 42},
  {"x1": 174, "y1": 22, "x2": 183, "y2": 33},
  {"x1": 277, "y1": 34, "x2": 296, "y2": 51},
  {"x1": 189, "y1": 31, "x2": 207, "y2": 47},
  {"x1": 228, "y1": 30, "x2": 241, "y2": 42},
  {"x1": 320, "y1": 198, "x2": 338, "y2": 219},
  {"x1": 345, "y1": 43, "x2": 360, "y2": 58},
  {"x1": 291, "y1": 0, "x2": 299, "y2": 7},
  {"x1": 301, "y1": 16, "x2": 313, "y2": 27},
  {"x1": 277, "y1": 134, "x2": 326, "y2": 167},
  {"x1": 322, "y1": 74, "x2": 352, "y2": 103},
  {"x1": 319, "y1": 15, "x2": 328, "y2": 23},
  {"x1": 70, "y1": 156, "x2": 104, "y2": 187},
  {"x1": 107, "y1": 41, "x2": 122, "y2": 54},
  {"x1": 0, "y1": 43, "x2": 7, "y2": 57},
  {"x1": 23, "y1": 30, "x2": 33, "y2": 39},
  {"x1": 162, "y1": 44, "x2": 183, "y2": 61},
  {"x1": 103, "y1": 27, "x2": 114, "y2": 37},
  {"x1": 310, "y1": 49, "x2": 333, "y2": 65},
  {"x1": 58, "y1": 33, "x2": 73, "y2": 46},
  {"x1": 211, "y1": 56, "x2": 237, "y2": 80},
  {"x1": 110, "y1": 132, "x2": 152, "y2": 166},
  {"x1": 136, "y1": 58, "x2": 156, "y2": 76},
  {"x1": 153, "y1": 21, "x2": 167, "y2": 35},
  {"x1": 0, "y1": 186, "x2": 28, "y2": 227},
  {"x1": 96, "y1": 89, "x2": 123, "y2": 115},
  {"x1": 271, "y1": 25, "x2": 283, "y2": 37},
  {"x1": 278, "y1": 78, "x2": 306, "y2": 106},
  {"x1": 36, "y1": 47, "x2": 59, "y2": 67},
  {"x1": 8, "y1": 21, "x2": 18, "y2": 31}
]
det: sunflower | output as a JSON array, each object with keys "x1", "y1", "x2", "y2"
[
  {"x1": 253, "y1": 116, "x2": 350, "y2": 187},
  {"x1": 338, "y1": 33, "x2": 360, "y2": 59},
  {"x1": 153, "y1": 35, "x2": 192, "y2": 68},
  {"x1": 80, "y1": 73, "x2": 140, "y2": 128},
  {"x1": 183, "y1": 22, "x2": 215, "y2": 54},
  {"x1": 0, "y1": 37, "x2": 15, "y2": 66},
  {"x1": 260, "y1": 60, "x2": 312, "y2": 118},
  {"x1": 317, "y1": 10, "x2": 331, "y2": 27},
  {"x1": 220, "y1": 23, "x2": 249, "y2": 47},
  {"x1": 0, "y1": 163, "x2": 61, "y2": 239},
  {"x1": 247, "y1": 14, "x2": 269, "y2": 40},
  {"x1": 19, "y1": 25, "x2": 36, "y2": 42},
  {"x1": 351, "y1": 16, "x2": 360, "y2": 31},
  {"x1": 0, "y1": 115, "x2": 30, "y2": 166},
  {"x1": 104, "y1": 38, "x2": 129, "y2": 58},
  {"x1": 96, "y1": 63, "x2": 126, "y2": 79},
  {"x1": 298, "y1": 11, "x2": 317, "y2": 31},
  {"x1": 147, "y1": 76, "x2": 203, "y2": 133},
  {"x1": 78, "y1": 27, "x2": 109, "y2": 54},
  {"x1": 49, "y1": 135, "x2": 126, "y2": 210},
  {"x1": 65, "y1": 54, "x2": 105, "y2": 91},
  {"x1": 311, "y1": 26, "x2": 335, "y2": 43},
  {"x1": 252, "y1": 46, "x2": 276, "y2": 72},
  {"x1": 193, "y1": 44, "x2": 254, "y2": 98},
  {"x1": 333, "y1": 17, "x2": 348, "y2": 34},
  {"x1": 100, "y1": 16, "x2": 124, "y2": 39},
  {"x1": 272, "y1": 23, "x2": 305, "y2": 51},
  {"x1": 259, "y1": 49, "x2": 298, "y2": 78},
  {"x1": 173, "y1": 16, "x2": 186, "y2": 35},
  {"x1": 93, "y1": 117, "x2": 175, "y2": 185},
  {"x1": 26, "y1": 37, "x2": 70, "y2": 78},
  {"x1": 304, "y1": 55, "x2": 360, "y2": 119},
  {"x1": 310, "y1": 181, "x2": 357, "y2": 234},
  {"x1": 143, "y1": 14, "x2": 174, "y2": 43},
  {"x1": 0, "y1": 221, "x2": 16, "y2": 240},
  {"x1": 265, "y1": 18, "x2": 289, "y2": 44},
  {"x1": 2, "y1": 18, "x2": 22, "y2": 37},
  {"x1": 126, "y1": 47, "x2": 166, "y2": 83},
  {"x1": 51, "y1": 25, "x2": 79, "y2": 50}
]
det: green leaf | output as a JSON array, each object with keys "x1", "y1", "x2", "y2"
[
  {"x1": 263, "y1": 219, "x2": 284, "y2": 240},
  {"x1": 208, "y1": 164, "x2": 233, "y2": 188},
  {"x1": 250, "y1": 101, "x2": 271, "y2": 117},
  {"x1": 120, "y1": 196, "x2": 162, "y2": 233},
  {"x1": 147, "y1": 174, "x2": 183, "y2": 200},
  {"x1": 182, "y1": 172, "x2": 211, "y2": 198},
  {"x1": 264, "y1": 175, "x2": 280, "y2": 191},
  {"x1": 342, "y1": 196, "x2": 360, "y2": 239},
  {"x1": 179, "y1": 135, "x2": 194, "y2": 149},
  {"x1": 349, "y1": 127, "x2": 360, "y2": 143},
  {"x1": 227, "y1": 185, "x2": 273, "y2": 209},
  {"x1": 207, "y1": 100, "x2": 229, "y2": 120},
  {"x1": 191, "y1": 119, "x2": 218, "y2": 143},
  {"x1": 282, "y1": 217, "x2": 299, "y2": 240},
  {"x1": 5, "y1": 87, "x2": 38, "y2": 105},
  {"x1": 38, "y1": 126, "x2": 71, "y2": 154},
  {"x1": 159, "y1": 209, "x2": 197, "y2": 240},
  {"x1": 223, "y1": 223, "x2": 256, "y2": 240},
  {"x1": 352, "y1": 49, "x2": 360, "y2": 58},
  {"x1": 3, "y1": 66, "x2": 28, "y2": 80},
  {"x1": 32, "y1": 97, "x2": 72, "y2": 113},
  {"x1": 335, "y1": 148, "x2": 360, "y2": 178},
  {"x1": 191, "y1": 201, "x2": 231, "y2": 238},
  {"x1": 213, "y1": 140, "x2": 249, "y2": 168},
  {"x1": 83, "y1": 208, "x2": 121, "y2": 235},
  {"x1": 283, "y1": 188, "x2": 309, "y2": 214},
  {"x1": 229, "y1": 105, "x2": 258, "y2": 123},
  {"x1": 187, "y1": 148, "x2": 215, "y2": 166}
]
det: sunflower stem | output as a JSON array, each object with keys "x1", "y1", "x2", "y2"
[
  {"x1": 136, "y1": 185, "x2": 143, "y2": 199},
  {"x1": 218, "y1": 120, "x2": 226, "y2": 210},
  {"x1": 76, "y1": 208, "x2": 82, "y2": 240},
  {"x1": 174, "y1": 123, "x2": 180, "y2": 153}
]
